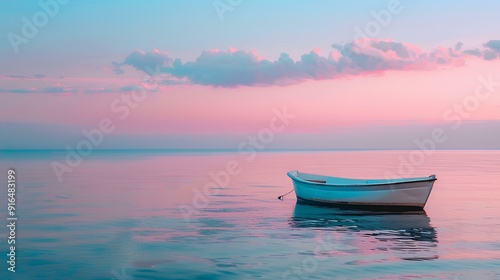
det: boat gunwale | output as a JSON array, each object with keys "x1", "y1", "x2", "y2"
[{"x1": 287, "y1": 170, "x2": 437, "y2": 187}]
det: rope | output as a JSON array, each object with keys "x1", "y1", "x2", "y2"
[{"x1": 278, "y1": 189, "x2": 294, "y2": 201}]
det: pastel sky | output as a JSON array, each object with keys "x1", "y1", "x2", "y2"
[{"x1": 1, "y1": 0, "x2": 500, "y2": 149}]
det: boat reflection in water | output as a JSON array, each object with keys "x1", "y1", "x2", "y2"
[{"x1": 291, "y1": 202, "x2": 438, "y2": 261}]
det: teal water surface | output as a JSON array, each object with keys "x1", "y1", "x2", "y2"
[{"x1": 0, "y1": 150, "x2": 499, "y2": 279}]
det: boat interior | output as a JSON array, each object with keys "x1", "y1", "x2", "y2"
[{"x1": 288, "y1": 170, "x2": 436, "y2": 185}]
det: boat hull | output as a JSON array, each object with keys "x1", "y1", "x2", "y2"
[{"x1": 288, "y1": 171, "x2": 436, "y2": 210}]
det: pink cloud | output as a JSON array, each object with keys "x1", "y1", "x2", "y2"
[
  {"x1": 113, "y1": 49, "x2": 171, "y2": 74},
  {"x1": 114, "y1": 38, "x2": 498, "y2": 87}
]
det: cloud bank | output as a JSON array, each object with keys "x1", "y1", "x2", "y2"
[
  {"x1": 463, "y1": 40, "x2": 500, "y2": 61},
  {"x1": 0, "y1": 85, "x2": 138, "y2": 94},
  {"x1": 114, "y1": 38, "x2": 499, "y2": 87},
  {"x1": 113, "y1": 49, "x2": 170, "y2": 74}
]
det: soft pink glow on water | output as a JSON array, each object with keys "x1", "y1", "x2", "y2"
[{"x1": 2, "y1": 150, "x2": 499, "y2": 278}]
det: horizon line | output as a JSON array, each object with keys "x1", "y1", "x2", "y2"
[{"x1": 1, "y1": 148, "x2": 500, "y2": 152}]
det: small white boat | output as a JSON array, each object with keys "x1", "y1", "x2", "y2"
[{"x1": 287, "y1": 170, "x2": 437, "y2": 209}]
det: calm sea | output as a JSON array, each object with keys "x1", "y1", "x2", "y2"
[{"x1": 0, "y1": 150, "x2": 499, "y2": 279}]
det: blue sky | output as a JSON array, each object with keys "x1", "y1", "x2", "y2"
[{"x1": 2, "y1": 0, "x2": 499, "y2": 71}]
